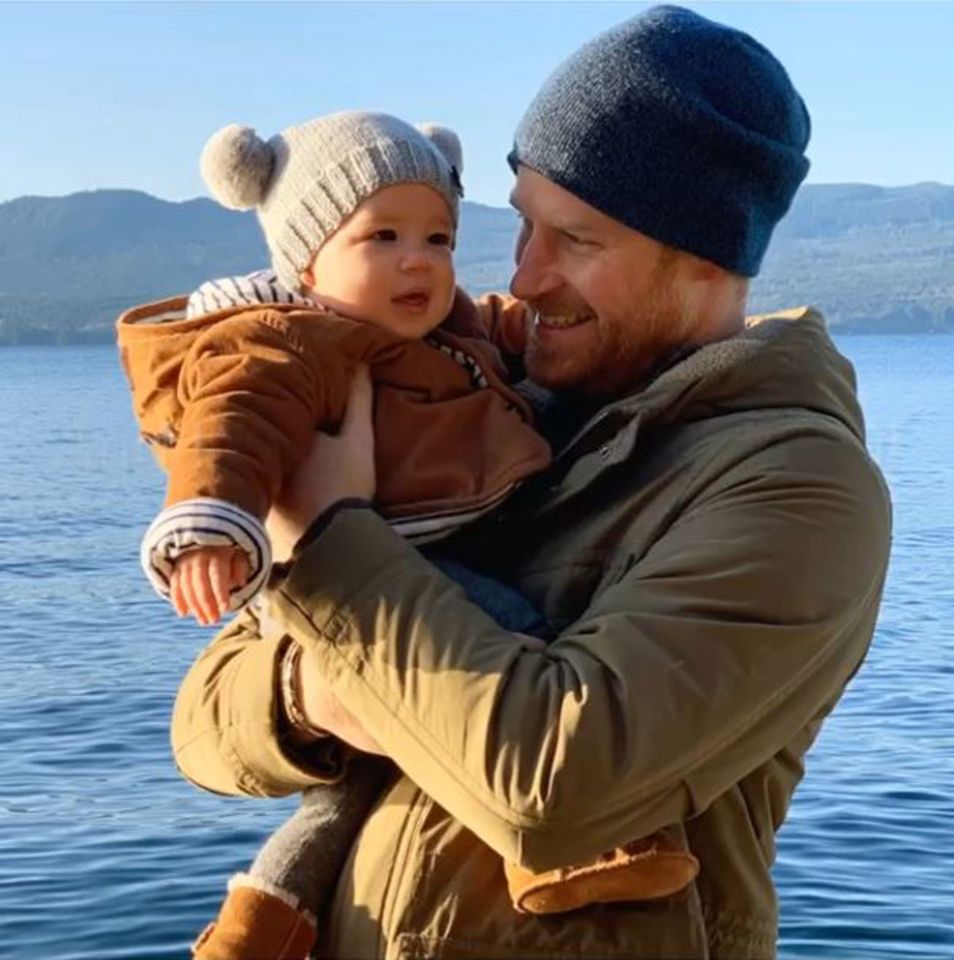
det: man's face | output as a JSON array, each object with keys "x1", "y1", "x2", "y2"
[{"x1": 509, "y1": 166, "x2": 699, "y2": 397}]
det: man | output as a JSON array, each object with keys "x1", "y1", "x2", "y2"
[{"x1": 172, "y1": 6, "x2": 891, "y2": 957}]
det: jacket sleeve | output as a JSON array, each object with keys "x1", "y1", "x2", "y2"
[
  {"x1": 169, "y1": 311, "x2": 347, "y2": 518},
  {"x1": 263, "y1": 428, "x2": 891, "y2": 871},
  {"x1": 171, "y1": 607, "x2": 348, "y2": 797},
  {"x1": 475, "y1": 293, "x2": 529, "y2": 380}
]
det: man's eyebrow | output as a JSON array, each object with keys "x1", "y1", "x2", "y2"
[
  {"x1": 507, "y1": 197, "x2": 597, "y2": 236},
  {"x1": 554, "y1": 217, "x2": 601, "y2": 238}
]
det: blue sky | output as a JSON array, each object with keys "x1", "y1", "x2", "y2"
[{"x1": 4, "y1": 1, "x2": 953, "y2": 207}]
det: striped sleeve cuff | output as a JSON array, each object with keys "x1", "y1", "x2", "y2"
[
  {"x1": 141, "y1": 498, "x2": 271, "y2": 610},
  {"x1": 185, "y1": 270, "x2": 309, "y2": 319}
]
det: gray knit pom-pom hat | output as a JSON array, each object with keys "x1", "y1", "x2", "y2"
[
  {"x1": 509, "y1": 5, "x2": 810, "y2": 277},
  {"x1": 200, "y1": 111, "x2": 464, "y2": 292}
]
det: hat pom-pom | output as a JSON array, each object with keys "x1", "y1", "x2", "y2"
[
  {"x1": 200, "y1": 124, "x2": 274, "y2": 210},
  {"x1": 417, "y1": 123, "x2": 463, "y2": 178}
]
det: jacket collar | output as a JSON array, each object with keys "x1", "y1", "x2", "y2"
[{"x1": 522, "y1": 306, "x2": 861, "y2": 503}]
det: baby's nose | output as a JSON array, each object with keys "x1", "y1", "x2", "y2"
[{"x1": 401, "y1": 246, "x2": 436, "y2": 270}]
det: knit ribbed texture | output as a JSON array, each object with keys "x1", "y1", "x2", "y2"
[
  {"x1": 509, "y1": 5, "x2": 810, "y2": 276},
  {"x1": 248, "y1": 761, "x2": 391, "y2": 919},
  {"x1": 202, "y1": 112, "x2": 463, "y2": 292}
]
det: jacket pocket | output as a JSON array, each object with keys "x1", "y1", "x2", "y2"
[
  {"x1": 386, "y1": 793, "x2": 709, "y2": 959},
  {"x1": 395, "y1": 915, "x2": 710, "y2": 960}
]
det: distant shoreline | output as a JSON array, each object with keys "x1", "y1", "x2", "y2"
[{"x1": 1, "y1": 328, "x2": 951, "y2": 347}]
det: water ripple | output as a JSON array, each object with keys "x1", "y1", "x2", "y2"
[{"x1": 1, "y1": 340, "x2": 952, "y2": 958}]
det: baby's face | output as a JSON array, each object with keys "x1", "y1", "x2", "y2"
[{"x1": 303, "y1": 183, "x2": 456, "y2": 339}]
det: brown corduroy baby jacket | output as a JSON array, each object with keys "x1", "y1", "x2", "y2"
[{"x1": 117, "y1": 289, "x2": 550, "y2": 536}]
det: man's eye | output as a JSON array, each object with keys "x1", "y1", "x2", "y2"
[
  {"x1": 372, "y1": 229, "x2": 397, "y2": 241},
  {"x1": 429, "y1": 232, "x2": 452, "y2": 246},
  {"x1": 563, "y1": 230, "x2": 599, "y2": 250}
]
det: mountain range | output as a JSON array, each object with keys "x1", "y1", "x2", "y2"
[{"x1": 1, "y1": 182, "x2": 952, "y2": 344}]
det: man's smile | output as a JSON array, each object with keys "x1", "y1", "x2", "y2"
[{"x1": 534, "y1": 311, "x2": 596, "y2": 330}]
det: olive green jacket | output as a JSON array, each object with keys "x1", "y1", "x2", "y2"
[{"x1": 172, "y1": 307, "x2": 891, "y2": 959}]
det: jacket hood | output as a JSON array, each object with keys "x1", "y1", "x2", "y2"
[{"x1": 634, "y1": 307, "x2": 865, "y2": 442}]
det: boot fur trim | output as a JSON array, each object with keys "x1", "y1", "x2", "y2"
[{"x1": 227, "y1": 872, "x2": 318, "y2": 926}]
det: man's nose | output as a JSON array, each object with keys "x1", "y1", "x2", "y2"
[{"x1": 510, "y1": 233, "x2": 560, "y2": 300}]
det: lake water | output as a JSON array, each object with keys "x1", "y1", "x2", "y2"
[{"x1": 0, "y1": 337, "x2": 951, "y2": 959}]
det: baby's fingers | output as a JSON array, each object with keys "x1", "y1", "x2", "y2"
[
  {"x1": 229, "y1": 550, "x2": 250, "y2": 590},
  {"x1": 176, "y1": 560, "x2": 208, "y2": 626},
  {"x1": 208, "y1": 552, "x2": 233, "y2": 616},
  {"x1": 188, "y1": 558, "x2": 221, "y2": 626},
  {"x1": 170, "y1": 570, "x2": 189, "y2": 618}
]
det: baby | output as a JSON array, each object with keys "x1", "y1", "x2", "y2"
[{"x1": 118, "y1": 112, "x2": 697, "y2": 959}]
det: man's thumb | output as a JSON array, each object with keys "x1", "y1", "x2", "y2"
[{"x1": 342, "y1": 363, "x2": 374, "y2": 431}]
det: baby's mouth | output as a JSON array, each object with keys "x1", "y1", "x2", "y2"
[{"x1": 393, "y1": 291, "x2": 431, "y2": 311}]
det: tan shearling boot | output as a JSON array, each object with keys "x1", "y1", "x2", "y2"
[{"x1": 191, "y1": 874, "x2": 317, "y2": 960}]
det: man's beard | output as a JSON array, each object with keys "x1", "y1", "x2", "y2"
[{"x1": 524, "y1": 268, "x2": 691, "y2": 398}]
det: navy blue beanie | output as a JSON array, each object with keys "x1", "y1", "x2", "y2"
[{"x1": 509, "y1": 5, "x2": 811, "y2": 277}]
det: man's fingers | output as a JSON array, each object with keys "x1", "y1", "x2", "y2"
[
  {"x1": 341, "y1": 363, "x2": 374, "y2": 434},
  {"x1": 266, "y1": 361, "x2": 376, "y2": 558}
]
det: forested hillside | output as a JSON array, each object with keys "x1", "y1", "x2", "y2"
[{"x1": 1, "y1": 183, "x2": 952, "y2": 343}]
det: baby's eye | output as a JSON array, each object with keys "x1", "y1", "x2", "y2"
[
  {"x1": 372, "y1": 229, "x2": 398, "y2": 242},
  {"x1": 429, "y1": 232, "x2": 453, "y2": 247}
]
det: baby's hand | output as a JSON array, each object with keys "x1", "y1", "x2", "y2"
[{"x1": 170, "y1": 546, "x2": 250, "y2": 626}]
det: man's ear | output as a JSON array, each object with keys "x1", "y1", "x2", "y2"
[{"x1": 301, "y1": 264, "x2": 315, "y2": 291}]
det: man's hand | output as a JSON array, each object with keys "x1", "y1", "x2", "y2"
[
  {"x1": 296, "y1": 644, "x2": 386, "y2": 755},
  {"x1": 258, "y1": 594, "x2": 385, "y2": 755},
  {"x1": 266, "y1": 363, "x2": 376, "y2": 561},
  {"x1": 262, "y1": 363, "x2": 382, "y2": 753}
]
